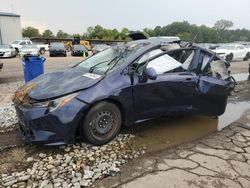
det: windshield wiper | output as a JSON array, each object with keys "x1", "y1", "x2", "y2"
[
  {"x1": 89, "y1": 56, "x2": 118, "y2": 73},
  {"x1": 104, "y1": 56, "x2": 123, "y2": 75}
]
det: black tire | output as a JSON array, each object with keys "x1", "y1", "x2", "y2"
[
  {"x1": 226, "y1": 53, "x2": 233, "y2": 62},
  {"x1": 40, "y1": 48, "x2": 45, "y2": 55},
  {"x1": 49, "y1": 54, "x2": 53, "y2": 57},
  {"x1": 243, "y1": 52, "x2": 250, "y2": 61},
  {"x1": 81, "y1": 102, "x2": 122, "y2": 145}
]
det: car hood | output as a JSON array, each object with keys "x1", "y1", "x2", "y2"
[{"x1": 28, "y1": 67, "x2": 103, "y2": 100}]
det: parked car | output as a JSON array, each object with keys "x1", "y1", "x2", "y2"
[
  {"x1": 213, "y1": 44, "x2": 250, "y2": 61},
  {"x1": 49, "y1": 42, "x2": 67, "y2": 57},
  {"x1": 11, "y1": 39, "x2": 32, "y2": 53},
  {"x1": 71, "y1": 44, "x2": 88, "y2": 56},
  {"x1": 11, "y1": 39, "x2": 49, "y2": 54},
  {"x1": 19, "y1": 45, "x2": 40, "y2": 56},
  {"x1": 0, "y1": 44, "x2": 16, "y2": 58},
  {"x1": 33, "y1": 42, "x2": 49, "y2": 54},
  {"x1": 13, "y1": 38, "x2": 235, "y2": 146},
  {"x1": 92, "y1": 44, "x2": 110, "y2": 55}
]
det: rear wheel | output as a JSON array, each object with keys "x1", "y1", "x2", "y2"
[{"x1": 81, "y1": 102, "x2": 122, "y2": 145}]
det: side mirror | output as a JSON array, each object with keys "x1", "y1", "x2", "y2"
[{"x1": 141, "y1": 67, "x2": 157, "y2": 82}]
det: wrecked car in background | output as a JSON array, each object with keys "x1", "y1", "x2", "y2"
[{"x1": 13, "y1": 38, "x2": 236, "y2": 146}]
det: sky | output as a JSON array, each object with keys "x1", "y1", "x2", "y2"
[{"x1": 1, "y1": 0, "x2": 250, "y2": 34}]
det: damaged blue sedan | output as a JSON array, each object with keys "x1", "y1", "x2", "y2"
[{"x1": 13, "y1": 38, "x2": 235, "y2": 145}]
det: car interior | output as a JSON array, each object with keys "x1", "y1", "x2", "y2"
[{"x1": 130, "y1": 46, "x2": 229, "y2": 81}]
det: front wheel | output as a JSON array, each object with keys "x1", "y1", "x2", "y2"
[
  {"x1": 40, "y1": 48, "x2": 45, "y2": 54},
  {"x1": 81, "y1": 102, "x2": 122, "y2": 145},
  {"x1": 243, "y1": 52, "x2": 250, "y2": 61},
  {"x1": 226, "y1": 53, "x2": 233, "y2": 62}
]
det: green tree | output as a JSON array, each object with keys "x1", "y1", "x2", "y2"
[
  {"x1": 22, "y1": 26, "x2": 40, "y2": 38},
  {"x1": 56, "y1": 30, "x2": 69, "y2": 38},
  {"x1": 214, "y1": 19, "x2": 234, "y2": 31},
  {"x1": 177, "y1": 32, "x2": 193, "y2": 41},
  {"x1": 42, "y1": 29, "x2": 54, "y2": 37},
  {"x1": 120, "y1": 28, "x2": 129, "y2": 40},
  {"x1": 143, "y1": 28, "x2": 154, "y2": 37}
]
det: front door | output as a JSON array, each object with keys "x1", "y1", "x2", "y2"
[
  {"x1": 132, "y1": 52, "x2": 198, "y2": 121},
  {"x1": 133, "y1": 72, "x2": 198, "y2": 121}
]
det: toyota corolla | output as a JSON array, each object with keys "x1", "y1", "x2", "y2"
[{"x1": 13, "y1": 38, "x2": 235, "y2": 146}]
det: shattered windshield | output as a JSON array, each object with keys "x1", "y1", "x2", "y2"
[{"x1": 78, "y1": 45, "x2": 139, "y2": 74}]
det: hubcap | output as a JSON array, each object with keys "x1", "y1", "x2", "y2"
[{"x1": 90, "y1": 111, "x2": 114, "y2": 137}]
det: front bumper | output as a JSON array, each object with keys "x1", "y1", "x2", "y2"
[
  {"x1": 15, "y1": 98, "x2": 88, "y2": 145},
  {"x1": 0, "y1": 51, "x2": 13, "y2": 57},
  {"x1": 217, "y1": 53, "x2": 226, "y2": 59},
  {"x1": 50, "y1": 50, "x2": 66, "y2": 56}
]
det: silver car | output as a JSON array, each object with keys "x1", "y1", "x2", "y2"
[
  {"x1": 0, "y1": 44, "x2": 16, "y2": 58},
  {"x1": 20, "y1": 45, "x2": 39, "y2": 56}
]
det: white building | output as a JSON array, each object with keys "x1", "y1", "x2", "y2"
[{"x1": 0, "y1": 12, "x2": 22, "y2": 44}]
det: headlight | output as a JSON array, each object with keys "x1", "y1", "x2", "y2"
[{"x1": 32, "y1": 93, "x2": 78, "y2": 111}]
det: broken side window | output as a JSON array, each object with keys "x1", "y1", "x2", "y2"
[
  {"x1": 210, "y1": 60, "x2": 229, "y2": 80},
  {"x1": 146, "y1": 54, "x2": 182, "y2": 75},
  {"x1": 137, "y1": 49, "x2": 163, "y2": 64}
]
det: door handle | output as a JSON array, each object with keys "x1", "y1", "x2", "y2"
[{"x1": 185, "y1": 78, "x2": 192, "y2": 81}]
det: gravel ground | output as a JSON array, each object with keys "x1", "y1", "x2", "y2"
[
  {"x1": 0, "y1": 81, "x2": 23, "y2": 128},
  {"x1": 0, "y1": 134, "x2": 145, "y2": 188}
]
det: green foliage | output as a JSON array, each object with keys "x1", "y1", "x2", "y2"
[
  {"x1": 22, "y1": 20, "x2": 250, "y2": 43},
  {"x1": 22, "y1": 27, "x2": 40, "y2": 38},
  {"x1": 214, "y1": 19, "x2": 234, "y2": 31},
  {"x1": 56, "y1": 30, "x2": 69, "y2": 38},
  {"x1": 42, "y1": 29, "x2": 54, "y2": 38}
]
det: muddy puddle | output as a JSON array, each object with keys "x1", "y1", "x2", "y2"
[
  {"x1": 128, "y1": 101, "x2": 250, "y2": 153},
  {"x1": 218, "y1": 101, "x2": 250, "y2": 130},
  {"x1": 232, "y1": 73, "x2": 250, "y2": 82}
]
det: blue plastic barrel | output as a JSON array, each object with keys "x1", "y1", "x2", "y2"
[{"x1": 22, "y1": 56, "x2": 46, "y2": 83}]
